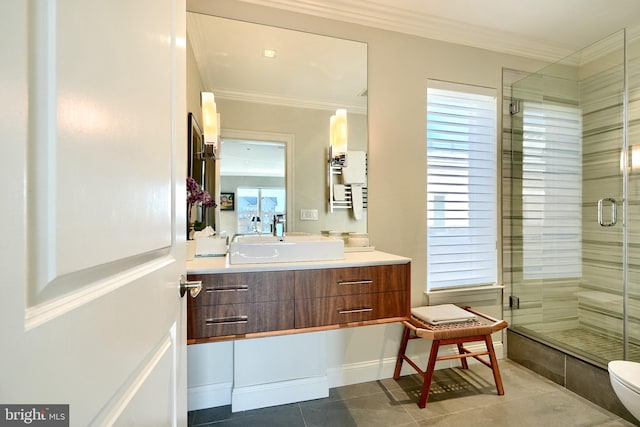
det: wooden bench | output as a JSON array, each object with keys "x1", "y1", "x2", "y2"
[{"x1": 393, "y1": 305, "x2": 508, "y2": 408}]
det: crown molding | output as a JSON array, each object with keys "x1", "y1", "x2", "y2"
[
  {"x1": 236, "y1": 0, "x2": 573, "y2": 62},
  {"x1": 215, "y1": 89, "x2": 367, "y2": 115}
]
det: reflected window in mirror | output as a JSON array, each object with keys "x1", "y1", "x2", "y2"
[
  {"x1": 219, "y1": 138, "x2": 286, "y2": 235},
  {"x1": 237, "y1": 188, "x2": 286, "y2": 234}
]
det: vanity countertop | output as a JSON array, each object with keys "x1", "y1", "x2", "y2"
[{"x1": 186, "y1": 250, "x2": 411, "y2": 274}]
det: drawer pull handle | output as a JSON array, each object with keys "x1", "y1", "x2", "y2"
[
  {"x1": 206, "y1": 286, "x2": 249, "y2": 293},
  {"x1": 338, "y1": 308, "x2": 373, "y2": 314},
  {"x1": 205, "y1": 315, "x2": 248, "y2": 325},
  {"x1": 338, "y1": 280, "x2": 373, "y2": 286}
]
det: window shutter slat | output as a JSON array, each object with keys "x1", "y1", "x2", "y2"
[{"x1": 427, "y1": 82, "x2": 497, "y2": 290}]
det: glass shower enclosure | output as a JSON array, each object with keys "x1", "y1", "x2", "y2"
[{"x1": 506, "y1": 27, "x2": 640, "y2": 366}]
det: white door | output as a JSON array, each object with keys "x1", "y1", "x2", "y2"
[{"x1": 0, "y1": 1, "x2": 187, "y2": 425}]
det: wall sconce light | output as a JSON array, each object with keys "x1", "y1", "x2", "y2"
[
  {"x1": 201, "y1": 91, "x2": 219, "y2": 159},
  {"x1": 632, "y1": 146, "x2": 640, "y2": 171},
  {"x1": 329, "y1": 108, "x2": 348, "y2": 166},
  {"x1": 621, "y1": 145, "x2": 640, "y2": 173}
]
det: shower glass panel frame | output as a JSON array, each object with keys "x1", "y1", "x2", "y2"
[{"x1": 508, "y1": 28, "x2": 640, "y2": 366}]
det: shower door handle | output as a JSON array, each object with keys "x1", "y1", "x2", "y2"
[{"x1": 597, "y1": 198, "x2": 617, "y2": 227}]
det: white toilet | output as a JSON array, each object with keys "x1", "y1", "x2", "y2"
[{"x1": 608, "y1": 360, "x2": 640, "y2": 422}]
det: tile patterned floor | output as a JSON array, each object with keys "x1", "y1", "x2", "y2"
[
  {"x1": 542, "y1": 328, "x2": 640, "y2": 364},
  {"x1": 188, "y1": 360, "x2": 638, "y2": 426}
]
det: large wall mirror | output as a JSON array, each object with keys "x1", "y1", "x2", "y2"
[{"x1": 186, "y1": 12, "x2": 367, "y2": 235}]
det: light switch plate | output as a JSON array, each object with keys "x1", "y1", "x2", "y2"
[{"x1": 300, "y1": 209, "x2": 318, "y2": 221}]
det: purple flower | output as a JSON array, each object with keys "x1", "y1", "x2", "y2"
[
  {"x1": 187, "y1": 176, "x2": 199, "y2": 192},
  {"x1": 202, "y1": 191, "x2": 217, "y2": 209},
  {"x1": 186, "y1": 177, "x2": 216, "y2": 209}
]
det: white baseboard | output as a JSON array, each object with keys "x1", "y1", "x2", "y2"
[
  {"x1": 187, "y1": 381, "x2": 232, "y2": 412},
  {"x1": 231, "y1": 376, "x2": 329, "y2": 412}
]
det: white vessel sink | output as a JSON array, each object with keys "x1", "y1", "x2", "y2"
[{"x1": 229, "y1": 234, "x2": 344, "y2": 264}]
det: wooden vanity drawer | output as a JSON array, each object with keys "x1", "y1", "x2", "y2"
[
  {"x1": 294, "y1": 264, "x2": 408, "y2": 299},
  {"x1": 294, "y1": 290, "x2": 406, "y2": 328},
  {"x1": 187, "y1": 261, "x2": 411, "y2": 343},
  {"x1": 188, "y1": 271, "x2": 294, "y2": 306},
  {"x1": 188, "y1": 302, "x2": 294, "y2": 339}
]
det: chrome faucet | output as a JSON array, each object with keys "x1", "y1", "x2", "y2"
[{"x1": 273, "y1": 214, "x2": 286, "y2": 238}]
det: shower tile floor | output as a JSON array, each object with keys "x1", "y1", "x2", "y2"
[
  {"x1": 540, "y1": 327, "x2": 640, "y2": 364},
  {"x1": 188, "y1": 359, "x2": 636, "y2": 426}
]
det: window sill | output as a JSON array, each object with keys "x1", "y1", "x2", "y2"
[{"x1": 424, "y1": 285, "x2": 504, "y2": 306}]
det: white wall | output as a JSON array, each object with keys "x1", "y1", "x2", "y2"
[{"x1": 186, "y1": 0, "x2": 549, "y2": 411}]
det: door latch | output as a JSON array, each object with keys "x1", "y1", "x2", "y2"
[{"x1": 179, "y1": 275, "x2": 202, "y2": 298}]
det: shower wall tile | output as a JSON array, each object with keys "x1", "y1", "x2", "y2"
[
  {"x1": 583, "y1": 153, "x2": 621, "y2": 179},
  {"x1": 581, "y1": 264, "x2": 623, "y2": 288},
  {"x1": 508, "y1": 280, "x2": 543, "y2": 329},
  {"x1": 582, "y1": 129, "x2": 622, "y2": 154},
  {"x1": 582, "y1": 244, "x2": 625, "y2": 267},
  {"x1": 540, "y1": 280, "x2": 579, "y2": 327},
  {"x1": 628, "y1": 28, "x2": 640, "y2": 358},
  {"x1": 578, "y1": 305, "x2": 623, "y2": 340},
  {"x1": 627, "y1": 272, "x2": 640, "y2": 296},
  {"x1": 583, "y1": 177, "x2": 623, "y2": 203},
  {"x1": 577, "y1": 290, "x2": 623, "y2": 310},
  {"x1": 631, "y1": 321, "x2": 640, "y2": 357},
  {"x1": 580, "y1": 46, "x2": 624, "y2": 339},
  {"x1": 582, "y1": 104, "x2": 623, "y2": 128}
]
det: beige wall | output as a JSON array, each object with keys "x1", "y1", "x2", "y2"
[{"x1": 186, "y1": 0, "x2": 550, "y2": 408}]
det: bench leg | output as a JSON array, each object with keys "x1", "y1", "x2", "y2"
[
  {"x1": 456, "y1": 343, "x2": 469, "y2": 369},
  {"x1": 393, "y1": 325, "x2": 411, "y2": 380},
  {"x1": 418, "y1": 340, "x2": 441, "y2": 408},
  {"x1": 485, "y1": 334, "x2": 504, "y2": 395}
]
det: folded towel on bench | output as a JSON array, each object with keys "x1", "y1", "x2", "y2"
[{"x1": 411, "y1": 304, "x2": 477, "y2": 325}]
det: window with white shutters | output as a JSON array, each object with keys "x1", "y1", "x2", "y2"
[{"x1": 426, "y1": 80, "x2": 497, "y2": 290}]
